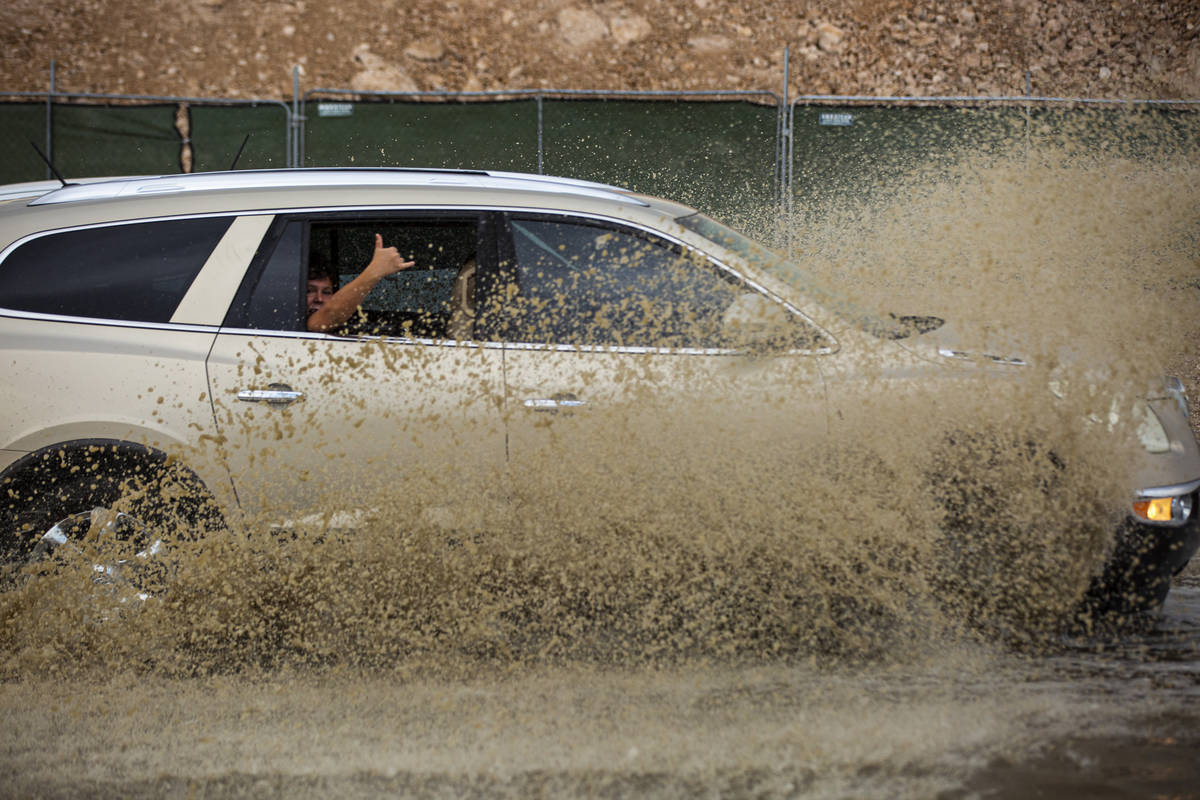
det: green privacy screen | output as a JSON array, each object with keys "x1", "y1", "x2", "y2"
[
  {"x1": 301, "y1": 98, "x2": 780, "y2": 227},
  {"x1": 1, "y1": 98, "x2": 1192, "y2": 231},
  {"x1": 539, "y1": 100, "x2": 779, "y2": 229},
  {"x1": 302, "y1": 98, "x2": 541, "y2": 173},
  {"x1": 0, "y1": 104, "x2": 54, "y2": 183},
  {"x1": 187, "y1": 105, "x2": 290, "y2": 172},
  {"x1": 0, "y1": 102, "x2": 289, "y2": 183},
  {"x1": 789, "y1": 104, "x2": 1200, "y2": 214},
  {"x1": 51, "y1": 104, "x2": 181, "y2": 178},
  {"x1": 0, "y1": 103, "x2": 179, "y2": 183}
]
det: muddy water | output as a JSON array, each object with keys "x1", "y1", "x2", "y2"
[
  {"x1": 2, "y1": 581, "x2": 1198, "y2": 798},
  {"x1": 3, "y1": 114, "x2": 1200, "y2": 797}
]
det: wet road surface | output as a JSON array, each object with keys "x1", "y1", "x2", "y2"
[{"x1": 2, "y1": 579, "x2": 1197, "y2": 799}]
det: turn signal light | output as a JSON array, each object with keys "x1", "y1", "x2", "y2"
[
  {"x1": 1133, "y1": 497, "x2": 1174, "y2": 522},
  {"x1": 1131, "y1": 494, "x2": 1192, "y2": 525}
]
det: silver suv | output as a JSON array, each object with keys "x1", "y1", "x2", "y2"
[{"x1": 0, "y1": 168, "x2": 1196, "y2": 614}]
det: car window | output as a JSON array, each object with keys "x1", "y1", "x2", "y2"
[
  {"x1": 225, "y1": 220, "x2": 306, "y2": 331},
  {"x1": 501, "y1": 216, "x2": 825, "y2": 351},
  {"x1": 314, "y1": 219, "x2": 476, "y2": 338},
  {"x1": 0, "y1": 216, "x2": 232, "y2": 323},
  {"x1": 676, "y1": 212, "x2": 908, "y2": 342},
  {"x1": 226, "y1": 214, "x2": 482, "y2": 339}
]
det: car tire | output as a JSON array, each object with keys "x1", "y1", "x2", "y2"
[
  {"x1": 0, "y1": 444, "x2": 223, "y2": 591},
  {"x1": 928, "y1": 429, "x2": 1097, "y2": 628},
  {"x1": 1084, "y1": 513, "x2": 1200, "y2": 617}
]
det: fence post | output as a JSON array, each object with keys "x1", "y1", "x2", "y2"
[
  {"x1": 781, "y1": 47, "x2": 794, "y2": 253},
  {"x1": 1024, "y1": 70, "x2": 1032, "y2": 159},
  {"x1": 536, "y1": 91, "x2": 544, "y2": 174},
  {"x1": 780, "y1": 47, "x2": 790, "y2": 226},
  {"x1": 292, "y1": 65, "x2": 301, "y2": 168},
  {"x1": 45, "y1": 60, "x2": 56, "y2": 180}
]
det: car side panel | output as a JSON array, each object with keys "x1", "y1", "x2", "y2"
[
  {"x1": 206, "y1": 332, "x2": 508, "y2": 522},
  {"x1": 0, "y1": 316, "x2": 232, "y2": 507},
  {"x1": 502, "y1": 345, "x2": 829, "y2": 474}
]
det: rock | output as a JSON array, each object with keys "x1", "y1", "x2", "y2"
[
  {"x1": 404, "y1": 37, "x2": 445, "y2": 61},
  {"x1": 688, "y1": 35, "x2": 732, "y2": 53},
  {"x1": 2, "y1": 0, "x2": 1197, "y2": 103},
  {"x1": 610, "y1": 13, "x2": 651, "y2": 45},
  {"x1": 1167, "y1": 48, "x2": 1200, "y2": 96},
  {"x1": 558, "y1": 7, "x2": 608, "y2": 48},
  {"x1": 351, "y1": 45, "x2": 419, "y2": 93},
  {"x1": 817, "y1": 22, "x2": 844, "y2": 52}
]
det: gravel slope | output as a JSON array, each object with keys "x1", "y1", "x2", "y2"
[{"x1": 1, "y1": 1, "x2": 1197, "y2": 100}]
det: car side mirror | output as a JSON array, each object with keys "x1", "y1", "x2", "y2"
[{"x1": 721, "y1": 292, "x2": 799, "y2": 351}]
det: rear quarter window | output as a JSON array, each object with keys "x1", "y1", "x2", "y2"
[{"x1": 0, "y1": 216, "x2": 233, "y2": 323}]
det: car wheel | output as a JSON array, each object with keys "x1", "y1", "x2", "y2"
[
  {"x1": 928, "y1": 429, "x2": 1097, "y2": 629},
  {"x1": 0, "y1": 450, "x2": 222, "y2": 594},
  {"x1": 1083, "y1": 515, "x2": 1197, "y2": 617},
  {"x1": 24, "y1": 505, "x2": 171, "y2": 599}
]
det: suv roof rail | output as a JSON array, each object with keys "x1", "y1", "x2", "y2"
[
  {"x1": 0, "y1": 175, "x2": 155, "y2": 204},
  {"x1": 26, "y1": 167, "x2": 646, "y2": 207}
]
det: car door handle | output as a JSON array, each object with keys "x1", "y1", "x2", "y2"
[
  {"x1": 237, "y1": 383, "x2": 305, "y2": 406},
  {"x1": 523, "y1": 393, "x2": 586, "y2": 412}
]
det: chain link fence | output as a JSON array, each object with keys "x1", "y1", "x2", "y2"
[
  {"x1": 1, "y1": 61, "x2": 1196, "y2": 230},
  {"x1": 787, "y1": 94, "x2": 1200, "y2": 217}
]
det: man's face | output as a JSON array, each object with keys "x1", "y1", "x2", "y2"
[{"x1": 307, "y1": 276, "x2": 333, "y2": 314}]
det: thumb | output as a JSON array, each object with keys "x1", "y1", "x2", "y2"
[{"x1": 375, "y1": 233, "x2": 384, "y2": 250}]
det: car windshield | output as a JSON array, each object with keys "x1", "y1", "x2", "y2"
[{"x1": 675, "y1": 212, "x2": 917, "y2": 340}]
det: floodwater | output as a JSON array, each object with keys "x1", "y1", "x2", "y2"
[
  {"x1": 3, "y1": 111, "x2": 1200, "y2": 798},
  {"x1": 2, "y1": 577, "x2": 1198, "y2": 798}
]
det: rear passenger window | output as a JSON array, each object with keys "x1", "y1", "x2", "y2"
[
  {"x1": 227, "y1": 213, "x2": 483, "y2": 339},
  {"x1": 0, "y1": 217, "x2": 232, "y2": 323},
  {"x1": 310, "y1": 218, "x2": 479, "y2": 338}
]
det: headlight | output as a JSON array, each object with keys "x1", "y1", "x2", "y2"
[
  {"x1": 1134, "y1": 398, "x2": 1171, "y2": 453},
  {"x1": 1050, "y1": 377, "x2": 1175, "y2": 454}
]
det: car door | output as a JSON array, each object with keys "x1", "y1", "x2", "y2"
[
  {"x1": 206, "y1": 211, "x2": 508, "y2": 522},
  {"x1": 487, "y1": 212, "x2": 831, "y2": 480}
]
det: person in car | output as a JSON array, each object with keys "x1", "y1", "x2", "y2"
[{"x1": 306, "y1": 233, "x2": 415, "y2": 332}]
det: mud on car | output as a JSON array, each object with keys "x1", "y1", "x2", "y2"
[{"x1": 0, "y1": 168, "x2": 1196, "y2": 615}]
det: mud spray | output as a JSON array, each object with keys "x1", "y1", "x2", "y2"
[{"x1": 2, "y1": 107, "x2": 1198, "y2": 797}]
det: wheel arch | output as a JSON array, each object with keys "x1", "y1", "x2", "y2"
[{"x1": 0, "y1": 437, "x2": 227, "y2": 528}]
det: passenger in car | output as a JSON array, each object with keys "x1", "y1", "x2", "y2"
[
  {"x1": 306, "y1": 233, "x2": 415, "y2": 332},
  {"x1": 447, "y1": 256, "x2": 477, "y2": 340}
]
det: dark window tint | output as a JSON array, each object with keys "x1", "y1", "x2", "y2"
[
  {"x1": 504, "y1": 217, "x2": 829, "y2": 350},
  {"x1": 224, "y1": 220, "x2": 305, "y2": 331},
  {"x1": 0, "y1": 217, "x2": 232, "y2": 323},
  {"x1": 505, "y1": 218, "x2": 741, "y2": 348}
]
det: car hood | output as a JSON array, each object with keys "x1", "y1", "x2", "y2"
[{"x1": 889, "y1": 315, "x2": 1035, "y2": 370}]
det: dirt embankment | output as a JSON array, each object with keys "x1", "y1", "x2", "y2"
[{"x1": 1, "y1": 0, "x2": 1197, "y2": 100}]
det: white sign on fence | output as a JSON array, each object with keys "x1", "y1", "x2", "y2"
[
  {"x1": 317, "y1": 102, "x2": 354, "y2": 118},
  {"x1": 818, "y1": 112, "x2": 854, "y2": 127}
]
